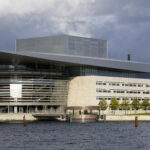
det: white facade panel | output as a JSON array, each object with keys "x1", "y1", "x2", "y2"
[
  {"x1": 10, "y1": 84, "x2": 22, "y2": 98},
  {"x1": 67, "y1": 76, "x2": 150, "y2": 107}
]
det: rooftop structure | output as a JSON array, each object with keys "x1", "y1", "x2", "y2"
[{"x1": 16, "y1": 35, "x2": 107, "y2": 58}]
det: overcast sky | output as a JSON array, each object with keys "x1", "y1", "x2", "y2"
[{"x1": 0, "y1": 0, "x2": 150, "y2": 62}]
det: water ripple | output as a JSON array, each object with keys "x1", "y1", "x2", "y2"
[{"x1": 0, "y1": 121, "x2": 150, "y2": 150}]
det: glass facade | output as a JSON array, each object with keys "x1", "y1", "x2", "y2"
[
  {"x1": 68, "y1": 66, "x2": 150, "y2": 79},
  {"x1": 0, "y1": 61, "x2": 150, "y2": 113},
  {"x1": 0, "y1": 63, "x2": 69, "y2": 113}
]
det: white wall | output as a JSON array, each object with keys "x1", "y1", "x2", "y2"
[{"x1": 67, "y1": 76, "x2": 150, "y2": 107}]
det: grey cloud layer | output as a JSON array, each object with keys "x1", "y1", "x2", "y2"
[{"x1": 0, "y1": 0, "x2": 150, "y2": 62}]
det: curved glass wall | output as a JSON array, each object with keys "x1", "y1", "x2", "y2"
[{"x1": 0, "y1": 64, "x2": 69, "y2": 113}]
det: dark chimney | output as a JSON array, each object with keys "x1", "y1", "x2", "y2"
[{"x1": 128, "y1": 54, "x2": 131, "y2": 61}]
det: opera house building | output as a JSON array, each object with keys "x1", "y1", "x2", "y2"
[{"x1": 0, "y1": 35, "x2": 150, "y2": 121}]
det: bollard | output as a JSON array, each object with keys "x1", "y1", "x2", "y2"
[
  {"x1": 135, "y1": 116, "x2": 138, "y2": 127},
  {"x1": 103, "y1": 114, "x2": 106, "y2": 122},
  {"x1": 23, "y1": 115, "x2": 27, "y2": 127},
  {"x1": 68, "y1": 114, "x2": 72, "y2": 123}
]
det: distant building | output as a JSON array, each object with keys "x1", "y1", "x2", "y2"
[{"x1": 0, "y1": 35, "x2": 150, "y2": 119}]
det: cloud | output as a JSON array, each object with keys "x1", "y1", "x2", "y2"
[
  {"x1": 0, "y1": 0, "x2": 150, "y2": 62},
  {"x1": 0, "y1": 0, "x2": 95, "y2": 16}
]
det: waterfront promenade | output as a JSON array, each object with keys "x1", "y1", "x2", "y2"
[
  {"x1": 0, "y1": 113, "x2": 37, "y2": 121},
  {"x1": 1, "y1": 110, "x2": 150, "y2": 122}
]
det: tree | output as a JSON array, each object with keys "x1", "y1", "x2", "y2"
[
  {"x1": 142, "y1": 99, "x2": 149, "y2": 112},
  {"x1": 110, "y1": 98, "x2": 120, "y2": 110},
  {"x1": 98, "y1": 98, "x2": 108, "y2": 110},
  {"x1": 132, "y1": 98, "x2": 141, "y2": 110},
  {"x1": 121, "y1": 99, "x2": 130, "y2": 114}
]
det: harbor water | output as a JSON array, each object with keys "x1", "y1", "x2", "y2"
[{"x1": 0, "y1": 121, "x2": 150, "y2": 150}]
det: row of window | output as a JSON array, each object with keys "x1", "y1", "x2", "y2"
[
  {"x1": 96, "y1": 97, "x2": 120, "y2": 100},
  {"x1": 96, "y1": 89, "x2": 150, "y2": 94},
  {"x1": 96, "y1": 81, "x2": 150, "y2": 88},
  {"x1": 96, "y1": 89, "x2": 111, "y2": 93},
  {"x1": 96, "y1": 96, "x2": 150, "y2": 101},
  {"x1": 81, "y1": 66, "x2": 150, "y2": 79}
]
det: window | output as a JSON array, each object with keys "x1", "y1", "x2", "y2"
[
  {"x1": 143, "y1": 91, "x2": 150, "y2": 94},
  {"x1": 96, "y1": 89, "x2": 111, "y2": 93},
  {"x1": 138, "y1": 84, "x2": 143, "y2": 87},
  {"x1": 96, "y1": 81, "x2": 107, "y2": 85}
]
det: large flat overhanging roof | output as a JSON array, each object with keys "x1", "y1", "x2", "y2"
[{"x1": 0, "y1": 49, "x2": 150, "y2": 73}]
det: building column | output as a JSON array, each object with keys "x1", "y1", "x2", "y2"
[
  {"x1": 50, "y1": 107, "x2": 55, "y2": 113},
  {"x1": 58, "y1": 106, "x2": 63, "y2": 113},
  {"x1": 73, "y1": 109, "x2": 74, "y2": 115},
  {"x1": 14, "y1": 106, "x2": 17, "y2": 113},
  {"x1": 35, "y1": 106, "x2": 38, "y2": 112},
  {"x1": 27, "y1": 105, "x2": 28, "y2": 113},
  {"x1": 8, "y1": 105, "x2": 9, "y2": 113},
  {"x1": 43, "y1": 106, "x2": 47, "y2": 112}
]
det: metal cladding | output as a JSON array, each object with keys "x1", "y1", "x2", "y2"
[{"x1": 16, "y1": 35, "x2": 107, "y2": 58}]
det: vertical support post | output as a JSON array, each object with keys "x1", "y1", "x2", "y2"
[
  {"x1": 103, "y1": 114, "x2": 106, "y2": 121},
  {"x1": 14, "y1": 106, "x2": 17, "y2": 113},
  {"x1": 35, "y1": 106, "x2": 38, "y2": 112},
  {"x1": 27, "y1": 105, "x2": 28, "y2": 113},
  {"x1": 135, "y1": 116, "x2": 138, "y2": 127},
  {"x1": 42, "y1": 105, "x2": 47, "y2": 112},
  {"x1": 73, "y1": 109, "x2": 74, "y2": 115},
  {"x1": 59, "y1": 106, "x2": 63, "y2": 113},
  {"x1": 69, "y1": 114, "x2": 72, "y2": 123},
  {"x1": 23, "y1": 115, "x2": 27, "y2": 127},
  {"x1": 8, "y1": 105, "x2": 9, "y2": 113},
  {"x1": 44, "y1": 105, "x2": 47, "y2": 113},
  {"x1": 79, "y1": 110, "x2": 81, "y2": 115}
]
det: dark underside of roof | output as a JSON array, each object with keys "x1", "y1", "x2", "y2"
[{"x1": 0, "y1": 50, "x2": 150, "y2": 73}]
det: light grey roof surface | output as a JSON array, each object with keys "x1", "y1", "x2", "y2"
[{"x1": 0, "y1": 49, "x2": 150, "y2": 73}]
